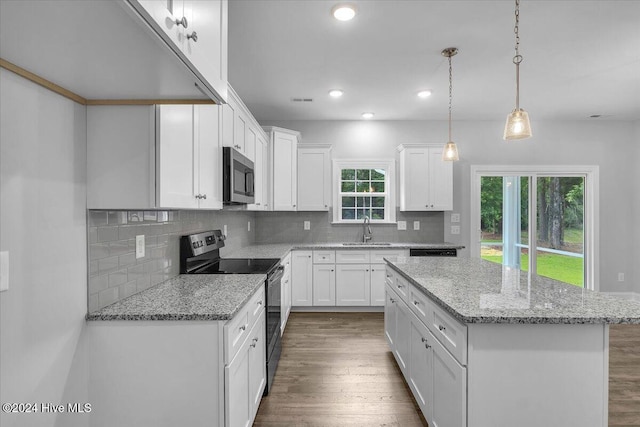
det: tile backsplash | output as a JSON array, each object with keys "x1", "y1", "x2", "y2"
[
  {"x1": 254, "y1": 210, "x2": 444, "y2": 244},
  {"x1": 88, "y1": 209, "x2": 255, "y2": 312}
]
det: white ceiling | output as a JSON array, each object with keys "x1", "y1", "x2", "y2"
[{"x1": 228, "y1": 0, "x2": 640, "y2": 122}]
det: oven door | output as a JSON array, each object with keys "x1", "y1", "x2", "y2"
[{"x1": 266, "y1": 266, "x2": 283, "y2": 345}]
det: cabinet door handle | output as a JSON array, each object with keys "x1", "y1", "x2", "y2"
[
  {"x1": 187, "y1": 31, "x2": 198, "y2": 42},
  {"x1": 438, "y1": 324, "x2": 446, "y2": 332},
  {"x1": 390, "y1": 298, "x2": 396, "y2": 303},
  {"x1": 250, "y1": 337, "x2": 259, "y2": 347},
  {"x1": 240, "y1": 325, "x2": 247, "y2": 331},
  {"x1": 397, "y1": 284, "x2": 403, "y2": 289},
  {"x1": 293, "y1": 204, "x2": 296, "y2": 207},
  {"x1": 330, "y1": 269, "x2": 334, "y2": 272},
  {"x1": 175, "y1": 16, "x2": 188, "y2": 28},
  {"x1": 413, "y1": 300, "x2": 419, "y2": 305},
  {"x1": 257, "y1": 300, "x2": 263, "y2": 306},
  {"x1": 257, "y1": 203, "x2": 261, "y2": 205},
  {"x1": 425, "y1": 343, "x2": 432, "y2": 349}
]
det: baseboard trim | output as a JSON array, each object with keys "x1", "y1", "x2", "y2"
[{"x1": 601, "y1": 292, "x2": 640, "y2": 303}]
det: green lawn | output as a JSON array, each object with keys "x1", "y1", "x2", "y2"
[{"x1": 482, "y1": 252, "x2": 584, "y2": 287}]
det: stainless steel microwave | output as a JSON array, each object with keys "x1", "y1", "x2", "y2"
[{"x1": 223, "y1": 147, "x2": 255, "y2": 204}]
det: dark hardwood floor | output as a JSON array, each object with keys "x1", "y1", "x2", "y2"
[{"x1": 254, "y1": 312, "x2": 640, "y2": 427}]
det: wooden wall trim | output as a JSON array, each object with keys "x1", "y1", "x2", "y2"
[{"x1": 1, "y1": 58, "x2": 216, "y2": 106}]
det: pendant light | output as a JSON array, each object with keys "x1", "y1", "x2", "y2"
[
  {"x1": 504, "y1": 0, "x2": 532, "y2": 140},
  {"x1": 442, "y1": 47, "x2": 459, "y2": 161}
]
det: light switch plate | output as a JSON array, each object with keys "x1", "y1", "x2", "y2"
[
  {"x1": 451, "y1": 225, "x2": 460, "y2": 235},
  {"x1": 0, "y1": 251, "x2": 9, "y2": 292},
  {"x1": 135, "y1": 235, "x2": 145, "y2": 259},
  {"x1": 451, "y1": 213, "x2": 461, "y2": 223},
  {"x1": 304, "y1": 221, "x2": 311, "y2": 230},
  {"x1": 397, "y1": 221, "x2": 407, "y2": 231},
  {"x1": 413, "y1": 221, "x2": 420, "y2": 230}
]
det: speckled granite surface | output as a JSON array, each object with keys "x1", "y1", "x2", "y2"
[
  {"x1": 224, "y1": 242, "x2": 464, "y2": 259},
  {"x1": 388, "y1": 257, "x2": 640, "y2": 325},
  {"x1": 86, "y1": 274, "x2": 265, "y2": 321}
]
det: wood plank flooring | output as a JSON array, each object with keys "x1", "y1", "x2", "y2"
[{"x1": 254, "y1": 312, "x2": 640, "y2": 427}]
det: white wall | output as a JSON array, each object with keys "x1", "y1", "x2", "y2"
[
  {"x1": 0, "y1": 70, "x2": 89, "y2": 427},
  {"x1": 265, "y1": 119, "x2": 637, "y2": 294}
]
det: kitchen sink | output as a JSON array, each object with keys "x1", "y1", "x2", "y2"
[{"x1": 341, "y1": 242, "x2": 392, "y2": 246}]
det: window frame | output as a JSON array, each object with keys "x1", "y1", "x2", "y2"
[{"x1": 332, "y1": 159, "x2": 396, "y2": 224}]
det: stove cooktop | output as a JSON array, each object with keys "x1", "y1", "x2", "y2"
[{"x1": 192, "y1": 258, "x2": 281, "y2": 275}]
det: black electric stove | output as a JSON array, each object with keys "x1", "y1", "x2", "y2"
[{"x1": 179, "y1": 230, "x2": 282, "y2": 396}]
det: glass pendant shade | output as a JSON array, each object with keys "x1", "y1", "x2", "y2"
[
  {"x1": 442, "y1": 141, "x2": 459, "y2": 161},
  {"x1": 503, "y1": 108, "x2": 532, "y2": 140}
]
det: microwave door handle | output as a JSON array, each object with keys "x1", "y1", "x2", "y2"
[{"x1": 246, "y1": 171, "x2": 254, "y2": 194}]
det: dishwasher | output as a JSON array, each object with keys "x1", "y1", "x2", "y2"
[{"x1": 409, "y1": 248, "x2": 458, "y2": 257}]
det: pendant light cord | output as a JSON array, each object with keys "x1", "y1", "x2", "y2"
[
  {"x1": 513, "y1": 0, "x2": 523, "y2": 110},
  {"x1": 448, "y1": 54, "x2": 453, "y2": 141}
]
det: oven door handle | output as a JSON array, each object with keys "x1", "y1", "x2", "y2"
[{"x1": 268, "y1": 266, "x2": 284, "y2": 285}]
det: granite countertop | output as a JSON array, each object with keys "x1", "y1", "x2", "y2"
[
  {"x1": 86, "y1": 274, "x2": 265, "y2": 321},
  {"x1": 388, "y1": 257, "x2": 640, "y2": 325},
  {"x1": 224, "y1": 242, "x2": 464, "y2": 259}
]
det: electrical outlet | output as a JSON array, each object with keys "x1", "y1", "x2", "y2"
[
  {"x1": 618, "y1": 273, "x2": 625, "y2": 282},
  {"x1": 248, "y1": 221, "x2": 251, "y2": 232},
  {"x1": 135, "y1": 235, "x2": 145, "y2": 259},
  {"x1": 451, "y1": 213, "x2": 461, "y2": 223},
  {"x1": 0, "y1": 251, "x2": 9, "y2": 292},
  {"x1": 397, "y1": 221, "x2": 407, "y2": 231},
  {"x1": 223, "y1": 225, "x2": 228, "y2": 237},
  {"x1": 451, "y1": 225, "x2": 460, "y2": 235},
  {"x1": 413, "y1": 221, "x2": 420, "y2": 230},
  {"x1": 304, "y1": 221, "x2": 311, "y2": 230}
]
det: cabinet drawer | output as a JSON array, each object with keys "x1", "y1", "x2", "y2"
[
  {"x1": 371, "y1": 250, "x2": 409, "y2": 264},
  {"x1": 313, "y1": 250, "x2": 336, "y2": 264},
  {"x1": 428, "y1": 303, "x2": 467, "y2": 366},
  {"x1": 409, "y1": 286, "x2": 431, "y2": 325},
  {"x1": 335, "y1": 250, "x2": 371, "y2": 264},
  {"x1": 385, "y1": 268, "x2": 395, "y2": 286},
  {"x1": 224, "y1": 287, "x2": 265, "y2": 364},
  {"x1": 394, "y1": 274, "x2": 411, "y2": 305}
]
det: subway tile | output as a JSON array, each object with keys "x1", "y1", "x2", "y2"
[
  {"x1": 136, "y1": 276, "x2": 152, "y2": 292},
  {"x1": 118, "y1": 225, "x2": 137, "y2": 240},
  {"x1": 128, "y1": 211, "x2": 144, "y2": 223},
  {"x1": 89, "y1": 260, "x2": 99, "y2": 277},
  {"x1": 97, "y1": 226, "x2": 120, "y2": 242},
  {"x1": 88, "y1": 294, "x2": 99, "y2": 313},
  {"x1": 109, "y1": 240, "x2": 132, "y2": 257},
  {"x1": 144, "y1": 235, "x2": 157, "y2": 247},
  {"x1": 107, "y1": 211, "x2": 128, "y2": 225},
  {"x1": 108, "y1": 269, "x2": 128, "y2": 288},
  {"x1": 89, "y1": 275, "x2": 108, "y2": 295},
  {"x1": 157, "y1": 234, "x2": 170, "y2": 246},
  {"x1": 88, "y1": 227, "x2": 98, "y2": 244},
  {"x1": 127, "y1": 263, "x2": 146, "y2": 281},
  {"x1": 98, "y1": 287, "x2": 119, "y2": 309},
  {"x1": 98, "y1": 255, "x2": 119, "y2": 274},
  {"x1": 118, "y1": 252, "x2": 136, "y2": 267},
  {"x1": 120, "y1": 280, "x2": 138, "y2": 299},
  {"x1": 143, "y1": 211, "x2": 157, "y2": 222},
  {"x1": 89, "y1": 211, "x2": 108, "y2": 227},
  {"x1": 89, "y1": 243, "x2": 109, "y2": 261}
]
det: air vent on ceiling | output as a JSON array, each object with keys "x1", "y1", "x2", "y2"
[{"x1": 291, "y1": 98, "x2": 314, "y2": 102}]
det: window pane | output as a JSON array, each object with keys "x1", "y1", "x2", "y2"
[
  {"x1": 356, "y1": 209, "x2": 369, "y2": 220},
  {"x1": 341, "y1": 169, "x2": 355, "y2": 180},
  {"x1": 372, "y1": 197, "x2": 385, "y2": 207},
  {"x1": 371, "y1": 209, "x2": 384, "y2": 220},
  {"x1": 342, "y1": 209, "x2": 355, "y2": 220},
  {"x1": 371, "y1": 182, "x2": 384, "y2": 192},
  {"x1": 371, "y1": 169, "x2": 385, "y2": 180},
  {"x1": 341, "y1": 181, "x2": 355, "y2": 192},
  {"x1": 356, "y1": 182, "x2": 371, "y2": 193},
  {"x1": 357, "y1": 197, "x2": 371, "y2": 207},
  {"x1": 342, "y1": 197, "x2": 355, "y2": 207},
  {"x1": 356, "y1": 169, "x2": 370, "y2": 180}
]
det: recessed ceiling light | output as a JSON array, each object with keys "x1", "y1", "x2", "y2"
[
  {"x1": 361, "y1": 112, "x2": 374, "y2": 119},
  {"x1": 332, "y1": 4, "x2": 356, "y2": 21},
  {"x1": 329, "y1": 89, "x2": 344, "y2": 98},
  {"x1": 417, "y1": 90, "x2": 432, "y2": 99}
]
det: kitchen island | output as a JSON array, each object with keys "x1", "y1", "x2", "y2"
[{"x1": 385, "y1": 257, "x2": 640, "y2": 427}]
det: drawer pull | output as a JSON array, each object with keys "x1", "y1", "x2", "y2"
[
  {"x1": 240, "y1": 325, "x2": 247, "y2": 331},
  {"x1": 421, "y1": 337, "x2": 427, "y2": 343},
  {"x1": 438, "y1": 324, "x2": 446, "y2": 332},
  {"x1": 425, "y1": 343, "x2": 432, "y2": 349},
  {"x1": 250, "y1": 337, "x2": 259, "y2": 348},
  {"x1": 257, "y1": 300, "x2": 263, "y2": 306},
  {"x1": 390, "y1": 298, "x2": 396, "y2": 303},
  {"x1": 397, "y1": 284, "x2": 403, "y2": 289},
  {"x1": 413, "y1": 300, "x2": 419, "y2": 305}
]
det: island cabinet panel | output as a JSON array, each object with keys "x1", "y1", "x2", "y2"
[
  {"x1": 409, "y1": 317, "x2": 435, "y2": 422},
  {"x1": 384, "y1": 287, "x2": 399, "y2": 348}
]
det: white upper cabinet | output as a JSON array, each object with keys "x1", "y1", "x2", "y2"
[
  {"x1": 398, "y1": 144, "x2": 453, "y2": 211},
  {"x1": 264, "y1": 127, "x2": 300, "y2": 211},
  {"x1": 222, "y1": 85, "x2": 260, "y2": 161},
  {"x1": 247, "y1": 135, "x2": 268, "y2": 211},
  {"x1": 131, "y1": 0, "x2": 228, "y2": 103},
  {"x1": 0, "y1": 1, "x2": 227, "y2": 102},
  {"x1": 297, "y1": 145, "x2": 332, "y2": 211},
  {"x1": 87, "y1": 104, "x2": 222, "y2": 210}
]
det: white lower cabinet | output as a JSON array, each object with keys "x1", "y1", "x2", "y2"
[
  {"x1": 313, "y1": 264, "x2": 336, "y2": 305},
  {"x1": 335, "y1": 264, "x2": 371, "y2": 306},
  {"x1": 385, "y1": 267, "x2": 467, "y2": 427},
  {"x1": 291, "y1": 251, "x2": 313, "y2": 306},
  {"x1": 369, "y1": 265, "x2": 387, "y2": 306}
]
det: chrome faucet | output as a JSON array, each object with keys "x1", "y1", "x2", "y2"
[{"x1": 362, "y1": 215, "x2": 373, "y2": 243}]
